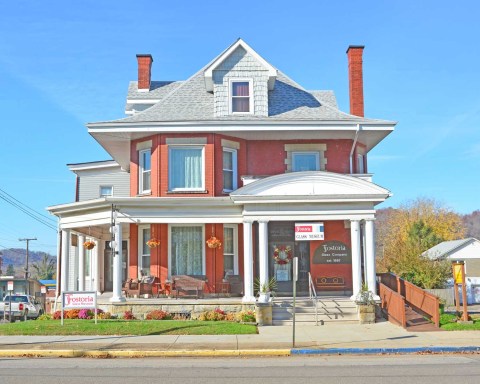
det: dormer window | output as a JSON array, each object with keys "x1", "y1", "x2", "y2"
[{"x1": 230, "y1": 80, "x2": 252, "y2": 114}]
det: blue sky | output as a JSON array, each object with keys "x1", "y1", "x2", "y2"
[{"x1": 1, "y1": 1, "x2": 479, "y2": 255}]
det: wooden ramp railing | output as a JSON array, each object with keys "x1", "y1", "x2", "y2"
[{"x1": 377, "y1": 273, "x2": 440, "y2": 328}]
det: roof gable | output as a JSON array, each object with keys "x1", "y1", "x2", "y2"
[{"x1": 204, "y1": 38, "x2": 277, "y2": 92}]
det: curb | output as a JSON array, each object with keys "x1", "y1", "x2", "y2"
[
  {"x1": 292, "y1": 346, "x2": 480, "y2": 355},
  {"x1": 0, "y1": 349, "x2": 291, "y2": 358}
]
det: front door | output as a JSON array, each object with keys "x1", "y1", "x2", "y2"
[
  {"x1": 268, "y1": 222, "x2": 310, "y2": 295},
  {"x1": 104, "y1": 241, "x2": 128, "y2": 292}
]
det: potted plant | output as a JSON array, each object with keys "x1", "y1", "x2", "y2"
[
  {"x1": 206, "y1": 236, "x2": 222, "y2": 249},
  {"x1": 255, "y1": 277, "x2": 277, "y2": 303},
  {"x1": 355, "y1": 284, "x2": 376, "y2": 324},
  {"x1": 146, "y1": 238, "x2": 160, "y2": 248},
  {"x1": 83, "y1": 240, "x2": 96, "y2": 250}
]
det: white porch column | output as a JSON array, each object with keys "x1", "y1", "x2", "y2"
[
  {"x1": 93, "y1": 240, "x2": 101, "y2": 294},
  {"x1": 78, "y1": 234, "x2": 85, "y2": 291},
  {"x1": 364, "y1": 219, "x2": 379, "y2": 299},
  {"x1": 242, "y1": 220, "x2": 256, "y2": 303},
  {"x1": 111, "y1": 223, "x2": 125, "y2": 302},
  {"x1": 350, "y1": 220, "x2": 362, "y2": 300},
  {"x1": 258, "y1": 220, "x2": 269, "y2": 289},
  {"x1": 60, "y1": 229, "x2": 70, "y2": 293}
]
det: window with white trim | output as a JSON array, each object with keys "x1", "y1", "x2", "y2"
[
  {"x1": 292, "y1": 152, "x2": 320, "y2": 172},
  {"x1": 168, "y1": 146, "x2": 205, "y2": 191},
  {"x1": 138, "y1": 226, "x2": 151, "y2": 277},
  {"x1": 357, "y1": 154, "x2": 365, "y2": 173},
  {"x1": 230, "y1": 80, "x2": 252, "y2": 113},
  {"x1": 138, "y1": 149, "x2": 151, "y2": 194},
  {"x1": 223, "y1": 225, "x2": 238, "y2": 275},
  {"x1": 99, "y1": 185, "x2": 113, "y2": 197},
  {"x1": 222, "y1": 148, "x2": 237, "y2": 192},
  {"x1": 169, "y1": 225, "x2": 204, "y2": 276}
]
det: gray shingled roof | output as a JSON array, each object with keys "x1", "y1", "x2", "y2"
[
  {"x1": 105, "y1": 69, "x2": 387, "y2": 124},
  {"x1": 423, "y1": 238, "x2": 478, "y2": 259},
  {"x1": 93, "y1": 42, "x2": 394, "y2": 125}
]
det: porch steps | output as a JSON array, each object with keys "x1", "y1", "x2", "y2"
[{"x1": 272, "y1": 296, "x2": 358, "y2": 325}]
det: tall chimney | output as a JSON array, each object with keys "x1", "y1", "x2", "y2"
[
  {"x1": 346, "y1": 45, "x2": 365, "y2": 117},
  {"x1": 136, "y1": 54, "x2": 153, "y2": 91}
]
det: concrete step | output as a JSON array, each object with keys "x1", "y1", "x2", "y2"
[{"x1": 271, "y1": 296, "x2": 358, "y2": 325}]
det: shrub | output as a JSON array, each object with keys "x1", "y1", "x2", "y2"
[
  {"x1": 65, "y1": 309, "x2": 81, "y2": 319},
  {"x1": 440, "y1": 313, "x2": 457, "y2": 326},
  {"x1": 78, "y1": 309, "x2": 94, "y2": 320},
  {"x1": 97, "y1": 312, "x2": 112, "y2": 320},
  {"x1": 123, "y1": 310, "x2": 136, "y2": 320},
  {"x1": 52, "y1": 311, "x2": 62, "y2": 320},
  {"x1": 238, "y1": 310, "x2": 256, "y2": 323},
  {"x1": 38, "y1": 313, "x2": 52, "y2": 321},
  {"x1": 146, "y1": 310, "x2": 172, "y2": 320}
]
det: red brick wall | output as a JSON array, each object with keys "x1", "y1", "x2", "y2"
[{"x1": 309, "y1": 221, "x2": 352, "y2": 290}]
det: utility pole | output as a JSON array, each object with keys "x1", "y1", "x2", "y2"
[{"x1": 19, "y1": 237, "x2": 37, "y2": 295}]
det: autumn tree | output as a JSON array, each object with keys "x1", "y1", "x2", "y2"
[{"x1": 376, "y1": 198, "x2": 465, "y2": 289}]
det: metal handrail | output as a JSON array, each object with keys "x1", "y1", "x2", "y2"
[{"x1": 308, "y1": 272, "x2": 318, "y2": 325}]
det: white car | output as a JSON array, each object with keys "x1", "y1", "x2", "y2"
[{"x1": 1, "y1": 295, "x2": 44, "y2": 320}]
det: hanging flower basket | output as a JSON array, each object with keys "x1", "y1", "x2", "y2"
[
  {"x1": 206, "y1": 236, "x2": 222, "y2": 249},
  {"x1": 273, "y1": 245, "x2": 292, "y2": 265},
  {"x1": 83, "y1": 240, "x2": 96, "y2": 250},
  {"x1": 146, "y1": 238, "x2": 161, "y2": 248}
]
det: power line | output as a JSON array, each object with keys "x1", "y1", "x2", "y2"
[
  {"x1": 0, "y1": 188, "x2": 57, "y2": 231},
  {"x1": 0, "y1": 187, "x2": 56, "y2": 223}
]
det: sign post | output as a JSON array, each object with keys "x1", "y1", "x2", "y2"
[
  {"x1": 7, "y1": 281, "x2": 13, "y2": 322},
  {"x1": 452, "y1": 262, "x2": 469, "y2": 322},
  {"x1": 292, "y1": 257, "x2": 298, "y2": 348}
]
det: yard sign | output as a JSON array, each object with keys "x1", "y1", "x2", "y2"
[{"x1": 61, "y1": 291, "x2": 97, "y2": 325}]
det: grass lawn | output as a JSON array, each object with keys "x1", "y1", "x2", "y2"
[
  {"x1": 439, "y1": 313, "x2": 480, "y2": 331},
  {"x1": 0, "y1": 320, "x2": 258, "y2": 336}
]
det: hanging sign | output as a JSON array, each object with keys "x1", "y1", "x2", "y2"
[
  {"x1": 294, "y1": 223, "x2": 324, "y2": 241},
  {"x1": 313, "y1": 241, "x2": 352, "y2": 264}
]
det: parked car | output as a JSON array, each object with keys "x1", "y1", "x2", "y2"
[{"x1": 0, "y1": 294, "x2": 43, "y2": 322}]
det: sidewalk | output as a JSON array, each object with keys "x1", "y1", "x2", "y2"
[{"x1": 1, "y1": 320, "x2": 480, "y2": 357}]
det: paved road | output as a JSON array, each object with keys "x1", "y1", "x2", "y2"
[{"x1": 1, "y1": 355, "x2": 480, "y2": 384}]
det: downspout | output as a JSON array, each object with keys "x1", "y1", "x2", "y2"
[{"x1": 349, "y1": 124, "x2": 360, "y2": 174}]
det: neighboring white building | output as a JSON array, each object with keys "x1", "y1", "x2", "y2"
[{"x1": 424, "y1": 238, "x2": 480, "y2": 303}]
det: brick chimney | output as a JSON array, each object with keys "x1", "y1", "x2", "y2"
[
  {"x1": 136, "y1": 54, "x2": 153, "y2": 91},
  {"x1": 346, "y1": 45, "x2": 365, "y2": 117}
]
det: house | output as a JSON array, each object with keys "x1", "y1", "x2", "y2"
[
  {"x1": 47, "y1": 39, "x2": 396, "y2": 304},
  {"x1": 424, "y1": 238, "x2": 480, "y2": 303}
]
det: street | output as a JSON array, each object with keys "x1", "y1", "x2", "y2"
[{"x1": 1, "y1": 355, "x2": 480, "y2": 383}]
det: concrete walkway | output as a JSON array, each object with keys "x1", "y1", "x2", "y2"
[{"x1": 0, "y1": 319, "x2": 479, "y2": 357}]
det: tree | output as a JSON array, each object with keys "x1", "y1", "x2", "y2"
[
  {"x1": 31, "y1": 253, "x2": 56, "y2": 280},
  {"x1": 376, "y1": 198, "x2": 466, "y2": 289},
  {"x1": 6, "y1": 264, "x2": 15, "y2": 276}
]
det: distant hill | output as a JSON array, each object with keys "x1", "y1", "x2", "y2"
[
  {"x1": 0, "y1": 248, "x2": 56, "y2": 278},
  {"x1": 462, "y1": 210, "x2": 480, "y2": 239}
]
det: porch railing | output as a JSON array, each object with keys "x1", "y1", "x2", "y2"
[
  {"x1": 377, "y1": 273, "x2": 440, "y2": 328},
  {"x1": 308, "y1": 272, "x2": 318, "y2": 325}
]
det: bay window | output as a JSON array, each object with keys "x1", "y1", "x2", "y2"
[
  {"x1": 168, "y1": 146, "x2": 204, "y2": 191},
  {"x1": 139, "y1": 149, "x2": 151, "y2": 194}
]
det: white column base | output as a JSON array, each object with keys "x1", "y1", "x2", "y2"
[
  {"x1": 242, "y1": 295, "x2": 256, "y2": 303},
  {"x1": 109, "y1": 295, "x2": 126, "y2": 303}
]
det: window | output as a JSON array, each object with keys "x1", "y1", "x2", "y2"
[
  {"x1": 292, "y1": 152, "x2": 320, "y2": 172},
  {"x1": 231, "y1": 80, "x2": 251, "y2": 113},
  {"x1": 138, "y1": 227, "x2": 151, "y2": 276},
  {"x1": 357, "y1": 154, "x2": 365, "y2": 173},
  {"x1": 223, "y1": 225, "x2": 238, "y2": 275},
  {"x1": 223, "y1": 148, "x2": 237, "y2": 192},
  {"x1": 168, "y1": 146, "x2": 204, "y2": 191},
  {"x1": 139, "y1": 149, "x2": 151, "y2": 194},
  {"x1": 170, "y1": 225, "x2": 204, "y2": 276},
  {"x1": 99, "y1": 185, "x2": 113, "y2": 197}
]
